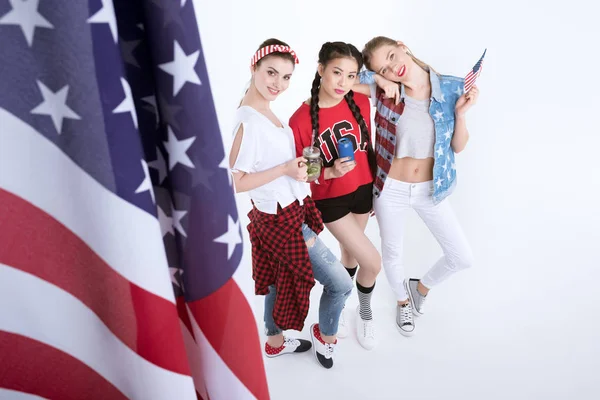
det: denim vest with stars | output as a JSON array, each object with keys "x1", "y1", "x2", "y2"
[{"x1": 359, "y1": 69, "x2": 465, "y2": 204}]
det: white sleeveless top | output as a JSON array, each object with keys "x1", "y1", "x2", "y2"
[
  {"x1": 396, "y1": 95, "x2": 435, "y2": 159},
  {"x1": 231, "y1": 106, "x2": 309, "y2": 214}
]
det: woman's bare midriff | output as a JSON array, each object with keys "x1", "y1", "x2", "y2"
[{"x1": 388, "y1": 157, "x2": 434, "y2": 183}]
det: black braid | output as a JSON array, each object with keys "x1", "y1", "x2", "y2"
[
  {"x1": 310, "y1": 71, "x2": 321, "y2": 151},
  {"x1": 344, "y1": 91, "x2": 377, "y2": 178}
]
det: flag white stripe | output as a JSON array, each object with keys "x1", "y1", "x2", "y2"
[
  {"x1": 186, "y1": 305, "x2": 257, "y2": 400},
  {"x1": 0, "y1": 108, "x2": 174, "y2": 302},
  {"x1": 180, "y1": 321, "x2": 209, "y2": 400},
  {"x1": 0, "y1": 389, "x2": 47, "y2": 400},
  {"x1": 0, "y1": 264, "x2": 197, "y2": 400}
]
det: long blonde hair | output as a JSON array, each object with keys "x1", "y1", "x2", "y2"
[{"x1": 362, "y1": 36, "x2": 436, "y2": 75}]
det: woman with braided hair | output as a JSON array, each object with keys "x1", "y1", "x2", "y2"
[
  {"x1": 229, "y1": 38, "x2": 352, "y2": 369},
  {"x1": 289, "y1": 42, "x2": 382, "y2": 350}
]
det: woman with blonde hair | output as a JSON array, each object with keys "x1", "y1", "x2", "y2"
[{"x1": 354, "y1": 36, "x2": 480, "y2": 336}]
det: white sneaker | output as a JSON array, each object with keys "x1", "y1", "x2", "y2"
[
  {"x1": 337, "y1": 307, "x2": 349, "y2": 338},
  {"x1": 355, "y1": 306, "x2": 376, "y2": 350}
]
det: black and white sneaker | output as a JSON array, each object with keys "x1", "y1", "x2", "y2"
[
  {"x1": 309, "y1": 323, "x2": 336, "y2": 369},
  {"x1": 264, "y1": 337, "x2": 311, "y2": 358}
]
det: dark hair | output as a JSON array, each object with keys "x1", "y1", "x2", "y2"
[
  {"x1": 254, "y1": 38, "x2": 296, "y2": 67},
  {"x1": 310, "y1": 42, "x2": 376, "y2": 176}
]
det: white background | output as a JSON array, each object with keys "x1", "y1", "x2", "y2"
[{"x1": 194, "y1": 1, "x2": 600, "y2": 399}]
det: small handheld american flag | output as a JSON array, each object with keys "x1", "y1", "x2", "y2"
[{"x1": 464, "y1": 49, "x2": 486, "y2": 93}]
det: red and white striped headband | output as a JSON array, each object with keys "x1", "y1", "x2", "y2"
[{"x1": 250, "y1": 45, "x2": 299, "y2": 67}]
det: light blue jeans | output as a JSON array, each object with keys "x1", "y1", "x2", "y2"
[{"x1": 264, "y1": 224, "x2": 353, "y2": 337}]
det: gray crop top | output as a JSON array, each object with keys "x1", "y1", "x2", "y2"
[{"x1": 396, "y1": 95, "x2": 435, "y2": 159}]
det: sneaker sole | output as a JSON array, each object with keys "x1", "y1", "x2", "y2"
[
  {"x1": 265, "y1": 351, "x2": 300, "y2": 358},
  {"x1": 395, "y1": 322, "x2": 415, "y2": 337},
  {"x1": 404, "y1": 280, "x2": 424, "y2": 317}
]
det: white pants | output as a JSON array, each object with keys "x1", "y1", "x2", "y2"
[{"x1": 374, "y1": 178, "x2": 474, "y2": 301}]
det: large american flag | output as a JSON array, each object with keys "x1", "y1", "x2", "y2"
[
  {"x1": 0, "y1": 0, "x2": 269, "y2": 399},
  {"x1": 464, "y1": 48, "x2": 486, "y2": 93}
]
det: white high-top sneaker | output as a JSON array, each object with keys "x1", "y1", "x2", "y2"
[
  {"x1": 355, "y1": 306, "x2": 376, "y2": 350},
  {"x1": 337, "y1": 307, "x2": 349, "y2": 338}
]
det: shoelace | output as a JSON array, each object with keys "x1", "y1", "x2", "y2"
[
  {"x1": 362, "y1": 320, "x2": 375, "y2": 339},
  {"x1": 401, "y1": 305, "x2": 414, "y2": 323},
  {"x1": 283, "y1": 337, "x2": 300, "y2": 348},
  {"x1": 323, "y1": 342, "x2": 335, "y2": 358}
]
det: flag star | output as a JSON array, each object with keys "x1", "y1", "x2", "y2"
[
  {"x1": 134, "y1": 159, "x2": 155, "y2": 203},
  {"x1": 433, "y1": 110, "x2": 444, "y2": 122},
  {"x1": 436, "y1": 146, "x2": 444, "y2": 157},
  {"x1": 136, "y1": 23, "x2": 144, "y2": 31},
  {"x1": 435, "y1": 177, "x2": 444, "y2": 188},
  {"x1": 447, "y1": 171, "x2": 451, "y2": 181},
  {"x1": 170, "y1": 267, "x2": 181, "y2": 287},
  {"x1": 213, "y1": 215, "x2": 242, "y2": 260},
  {"x1": 171, "y1": 205, "x2": 188, "y2": 237},
  {"x1": 455, "y1": 86, "x2": 463, "y2": 96},
  {"x1": 164, "y1": 127, "x2": 196, "y2": 170},
  {"x1": 158, "y1": 94, "x2": 183, "y2": 131},
  {"x1": 158, "y1": 40, "x2": 201, "y2": 97},
  {"x1": 30, "y1": 80, "x2": 81, "y2": 134},
  {"x1": 218, "y1": 154, "x2": 232, "y2": 186},
  {"x1": 149, "y1": 146, "x2": 168, "y2": 184},
  {"x1": 141, "y1": 95, "x2": 159, "y2": 127},
  {"x1": 87, "y1": 0, "x2": 118, "y2": 43},
  {"x1": 451, "y1": 162, "x2": 456, "y2": 170},
  {"x1": 157, "y1": 205, "x2": 174, "y2": 237},
  {"x1": 442, "y1": 161, "x2": 448, "y2": 172},
  {"x1": 120, "y1": 38, "x2": 141, "y2": 68},
  {"x1": 150, "y1": 0, "x2": 184, "y2": 28},
  {"x1": 0, "y1": 0, "x2": 53, "y2": 47},
  {"x1": 439, "y1": 93, "x2": 445, "y2": 102},
  {"x1": 190, "y1": 158, "x2": 214, "y2": 191},
  {"x1": 444, "y1": 130, "x2": 452, "y2": 140},
  {"x1": 113, "y1": 78, "x2": 138, "y2": 129}
]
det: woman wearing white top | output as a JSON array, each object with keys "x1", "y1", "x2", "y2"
[{"x1": 229, "y1": 39, "x2": 352, "y2": 369}]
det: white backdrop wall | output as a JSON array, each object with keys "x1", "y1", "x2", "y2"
[{"x1": 194, "y1": 1, "x2": 599, "y2": 399}]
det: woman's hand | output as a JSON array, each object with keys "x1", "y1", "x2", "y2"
[
  {"x1": 284, "y1": 156, "x2": 308, "y2": 182},
  {"x1": 326, "y1": 157, "x2": 356, "y2": 179},
  {"x1": 374, "y1": 75, "x2": 401, "y2": 105},
  {"x1": 455, "y1": 85, "x2": 480, "y2": 117}
]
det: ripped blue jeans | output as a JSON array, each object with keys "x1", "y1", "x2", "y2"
[{"x1": 264, "y1": 224, "x2": 353, "y2": 337}]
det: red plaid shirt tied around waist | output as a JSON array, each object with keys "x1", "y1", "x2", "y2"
[{"x1": 248, "y1": 196, "x2": 323, "y2": 331}]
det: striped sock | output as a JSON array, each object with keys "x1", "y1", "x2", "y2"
[{"x1": 356, "y1": 281, "x2": 375, "y2": 321}]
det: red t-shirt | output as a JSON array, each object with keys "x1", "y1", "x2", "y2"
[{"x1": 289, "y1": 92, "x2": 374, "y2": 200}]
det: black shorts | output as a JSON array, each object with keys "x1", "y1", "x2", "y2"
[{"x1": 314, "y1": 183, "x2": 374, "y2": 223}]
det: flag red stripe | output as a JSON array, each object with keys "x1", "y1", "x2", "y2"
[
  {"x1": 0, "y1": 189, "x2": 190, "y2": 375},
  {"x1": 187, "y1": 278, "x2": 269, "y2": 400},
  {"x1": 0, "y1": 331, "x2": 127, "y2": 400}
]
